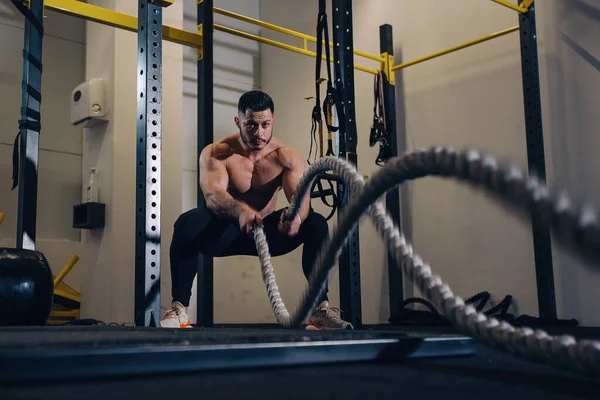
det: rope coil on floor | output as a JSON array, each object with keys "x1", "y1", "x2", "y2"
[{"x1": 253, "y1": 145, "x2": 600, "y2": 377}]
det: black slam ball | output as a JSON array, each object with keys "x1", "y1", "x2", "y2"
[{"x1": 0, "y1": 248, "x2": 54, "y2": 326}]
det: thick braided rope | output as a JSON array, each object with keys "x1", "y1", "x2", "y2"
[
  {"x1": 252, "y1": 157, "x2": 353, "y2": 326},
  {"x1": 253, "y1": 227, "x2": 291, "y2": 325},
  {"x1": 350, "y1": 147, "x2": 600, "y2": 377},
  {"x1": 253, "y1": 146, "x2": 600, "y2": 376}
]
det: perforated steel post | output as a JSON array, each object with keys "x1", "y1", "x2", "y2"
[
  {"x1": 519, "y1": 1, "x2": 557, "y2": 321},
  {"x1": 332, "y1": 0, "x2": 362, "y2": 329},
  {"x1": 11, "y1": 0, "x2": 44, "y2": 250},
  {"x1": 135, "y1": 0, "x2": 163, "y2": 327}
]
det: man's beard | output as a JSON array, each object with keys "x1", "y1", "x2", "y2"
[{"x1": 240, "y1": 128, "x2": 272, "y2": 151}]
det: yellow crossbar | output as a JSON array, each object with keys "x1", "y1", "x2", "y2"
[
  {"x1": 44, "y1": 0, "x2": 202, "y2": 48},
  {"x1": 214, "y1": 7, "x2": 384, "y2": 63},
  {"x1": 392, "y1": 25, "x2": 519, "y2": 71},
  {"x1": 489, "y1": 0, "x2": 529, "y2": 13},
  {"x1": 214, "y1": 24, "x2": 379, "y2": 75},
  {"x1": 0, "y1": 212, "x2": 4, "y2": 227}
]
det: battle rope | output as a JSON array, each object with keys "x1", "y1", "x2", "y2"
[{"x1": 253, "y1": 145, "x2": 600, "y2": 378}]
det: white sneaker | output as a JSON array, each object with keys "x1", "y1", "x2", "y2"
[
  {"x1": 160, "y1": 301, "x2": 192, "y2": 328},
  {"x1": 305, "y1": 301, "x2": 354, "y2": 330}
]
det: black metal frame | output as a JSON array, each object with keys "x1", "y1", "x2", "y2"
[
  {"x1": 196, "y1": 0, "x2": 215, "y2": 327},
  {"x1": 378, "y1": 24, "x2": 404, "y2": 318},
  {"x1": 518, "y1": 1, "x2": 556, "y2": 321},
  {"x1": 11, "y1": 0, "x2": 44, "y2": 251},
  {"x1": 331, "y1": 0, "x2": 362, "y2": 329},
  {"x1": 134, "y1": 0, "x2": 164, "y2": 327}
]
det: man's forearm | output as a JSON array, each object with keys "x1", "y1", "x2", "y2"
[
  {"x1": 205, "y1": 189, "x2": 249, "y2": 220},
  {"x1": 297, "y1": 190, "x2": 311, "y2": 222}
]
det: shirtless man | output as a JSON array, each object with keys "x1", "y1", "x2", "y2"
[{"x1": 160, "y1": 90, "x2": 352, "y2": 330}]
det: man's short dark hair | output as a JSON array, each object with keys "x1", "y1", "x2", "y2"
[{"x1": 237, "y1": 90, "x2": 274, "y2": 115}]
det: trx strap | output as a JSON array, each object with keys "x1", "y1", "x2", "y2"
[
  {"x1": 309, "y1": 0, "x2": 337, "y2": 164},
  {"x1": 369, "y1": 71, "x2": 393, "y2": 166},
  {"x1": 307, "y1": 0, "x2": 338, "y2": 221}
]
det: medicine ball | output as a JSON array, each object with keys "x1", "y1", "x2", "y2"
[{"x1": 0, "y1": 248, "x2": 54, "y2": 326}]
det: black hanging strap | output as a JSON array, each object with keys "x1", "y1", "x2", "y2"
[
  {"x1": 11, "y1": 0, "x2": 44, "y2": 34},
  {"x1": 23, "y1": 49, "x2": 43, "y2": 73},
  {"x1": 369, "y1": 71, "x2": 386, "y2": 147},
  {"x1": 309, "y1": 0, "x2": 337, "y2": 163},
  {"x1": 306, "y1": 0, "x2": 339, "y2": 221},
  {"x1": 369, "y1": 71, "x2": 392, "y2": 166},
  {"x1": 11, "y1": 132, "x2": 21, "y2": 190}
]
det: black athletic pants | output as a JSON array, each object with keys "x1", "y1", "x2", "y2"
[{"x1": 169, "y1": 203, "x2": 330, "y2": 308}]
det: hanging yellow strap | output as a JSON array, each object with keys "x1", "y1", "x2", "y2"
[{"x1": 325, "y1": 102, "x2": 334, "y2": 141}]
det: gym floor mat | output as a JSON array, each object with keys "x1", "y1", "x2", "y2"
[{"x1": 0, "y1": 325, "x2": 475, "y2": 384}]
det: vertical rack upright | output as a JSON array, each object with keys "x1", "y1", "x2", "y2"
[
  {"x1": 11, "y1": 0, "x2": 45, "y2": 251},
  {"x1": 134, "y1": 0, "x2": 166, "y2": 327},
  {"x1": 518, "y1": 1, "x2": 557, "y2": 321},
  {"x1": 196, "y1": 0, "x2": 215, "y2": 327},
  {"x1": 332, "y1": 0, "x2": 362, "y2": 329},
  {"x1": 378, "y1": 24, "x2": 404, "y2": 317}
]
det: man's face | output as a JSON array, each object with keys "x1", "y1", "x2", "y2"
[{"x1": 235, "y1": 108, "x2": 274, "y2": 151}]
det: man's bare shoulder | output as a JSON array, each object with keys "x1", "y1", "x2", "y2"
[
  {"x1": 275, "y1": 143, "x2": 305, "y2": 170},
  {"x1": 201, "y1": 136, "x2": 237, "y2": 162}
]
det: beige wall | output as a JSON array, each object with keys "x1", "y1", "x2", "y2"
[
  {"x1": 0, "y1": 3, "x2": 86, "y2": 291},
  {"x1": 536, "y1": 0, "x2": 600, "y2": 325},
  {"x1": 258, "y1": 0, "x2": 600, "y2": 326},
  {"x1": 384, "y1": 0, "x2": 538, "y2": 320}
]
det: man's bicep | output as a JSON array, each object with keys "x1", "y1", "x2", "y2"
[
  {"x1": 199, "y1": 147, "x2": 228, "y2": 194},
  {"x1": 282, "y1": 151, "x2": 307, "y2": 201}
]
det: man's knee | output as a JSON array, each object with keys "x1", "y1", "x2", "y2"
[
  {"x1": 303, "y1": 211, "x2": 329, "y2": 239},
  {"x1": 172, "y1": 206, "x2": 212, "y2": 244}
]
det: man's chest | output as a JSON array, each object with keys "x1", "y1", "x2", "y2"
[{"x1": 226, "y1": 156, "x2": 284, "y2": 193}]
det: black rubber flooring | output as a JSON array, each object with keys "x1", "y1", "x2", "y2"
[{"x1": 1, "y1": 324, "x2": 599, "y2": 399}]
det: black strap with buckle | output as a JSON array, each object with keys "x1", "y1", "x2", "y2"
[
  {"x1": 307, "y1": 0, "x2": 339, "y2": 221},
  {"x1": 309, "y1": 0, "x2": 338, "y2": 164},
  {"x1": 369, "y1": 71, "x2": 392, "y2": 166}
]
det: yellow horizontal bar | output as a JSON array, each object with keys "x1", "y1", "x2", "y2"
[
  {"x1": 213, "y1": 7, "x2": 384, "y2": 63},
  {"x1": 0, "y1": 212, "x2": 4, "y2": 227},
  {"x1": 54, "y1": 284, "x2": 81, "y2": 303},
  {"x1": 44, "y1": 0, "x2": 202, "y2": 48},
  {"x1": 521, "y1": 0, "x2": 534, "y2": 8},
  {"x1": 214, "y1": 24, "x2": 378, "y2": 75},
  {"x1": 392, "y1": 25, "x2": 519, "y2": 71},
  {"x1": 489, "y1": 0, "x2": 528, "y2": 13},
  {"x1": 214, "y1": 7, "x2": 314, "y2": 42}
]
